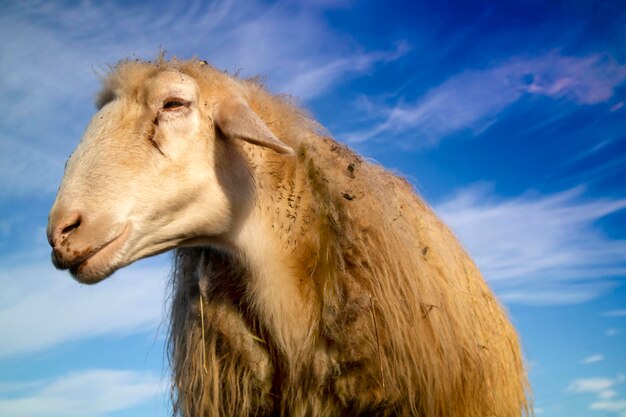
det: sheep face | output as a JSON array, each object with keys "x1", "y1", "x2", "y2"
[{"x1": 47, "y1": 68, "x2": 290, "y2": 284}]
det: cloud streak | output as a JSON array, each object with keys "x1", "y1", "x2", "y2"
[
  {"x1": 567, "y1": 375, "x2": 626, "y2": 417},
  {"x1": 344, "y1": 51, "x2": 626, "y2": 146},
  {"x1": 281, "y1": 42, "x2": 409, "y2": 100},
  {"x1": 435, "y1": 184, "x2": 626, "y2": 305},
  {"x1": 0, "y1": 259, "x2": 169, "y2": 357},
  {"x1": 0, "y1": 369, "x2": 163, "y2": 417},
  {"x1": 603, "y1": 310, "x2": 626, "y2": 317},
  {"x1": 581, "y1": 354, "x2": 605, "y2": 364},
  {"x1": 568, "y1": 376, "x2": 622, "y2": 399}
]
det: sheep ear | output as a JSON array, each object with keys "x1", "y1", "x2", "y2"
[{"x1": 215, "y1": 97, "x2": 294, "y2": 155}]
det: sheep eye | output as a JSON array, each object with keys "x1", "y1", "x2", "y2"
[{"x1": 162, "y1": 99, "x2": 188, "y2": 110}]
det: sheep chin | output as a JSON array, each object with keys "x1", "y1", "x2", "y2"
[{"x1": 69, "y1": 224, "x2": 132, "y2": 284}]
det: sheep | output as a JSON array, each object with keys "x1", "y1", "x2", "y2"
[{"x1": 47, "y1": 57, "x2": 530, "y2": 417}]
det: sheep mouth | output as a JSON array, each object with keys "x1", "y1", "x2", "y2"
[{"x1": 66, "y1": 224, "x2": 132, "y2": 284}]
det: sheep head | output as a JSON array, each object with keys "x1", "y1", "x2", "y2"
[{"x1": 47, "y1": 60, "x2": 293, "y2": 284}]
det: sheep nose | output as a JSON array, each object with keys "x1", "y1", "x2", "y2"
[{"x1": 47, "y1": 210, "x2": 82, "y2": 248}]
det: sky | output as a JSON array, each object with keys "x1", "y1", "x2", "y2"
[{"x1": 0, "y1": 0, "x2": 625, "y2": 416}]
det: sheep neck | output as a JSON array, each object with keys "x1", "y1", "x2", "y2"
[{"x1": 231, "y1": 148, "x2": 319, "y2": 359}]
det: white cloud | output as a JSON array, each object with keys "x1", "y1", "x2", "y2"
[
  {"x1": 0, "y1": 369, "x2": 164, "y2": 417},
  {"x1": 604, "y1": 310, "x2": 626, "y2": 317},
  {"x1": 281, "y1": 42, "x2": 409, "y2": 100},
  {"x1": 581, "y1": 354, "x2": 604, "y2": 364},
  {"x1": 344, "y1": 51, "x2": 626, "y2": 145},
  {"x1": 567, "y1": 374, "x2": 626, "y2": 416},
  {"x1": 523, "y1": 52, "x2": 626, "y2": 103},
  {"x1": 205, "y1": 5, "x2": 408, "y2": 100},
  {"x1": 0, "y1": 258, "x2": 169, "y2": 357},
  {"x1": 0, "y1": 138, "x2": 65, "y2": 198},
  {"x1": 435, "y1": 184, "x2": 626, "y2": 305},
  {"x1": 568, "y1": 377, "x2": 618, "y2": 396},
  {"x1": 591, "y1": 399, "x2": 626, "y2": 413}
]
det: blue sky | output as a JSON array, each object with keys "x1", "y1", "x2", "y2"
[{"x1": 0, "y1": 0, "x2": 625, "y2": 416}]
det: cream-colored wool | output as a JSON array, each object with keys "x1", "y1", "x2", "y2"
[{"x1": 51, "y1": 57, "x2": 531, "y2": 417}]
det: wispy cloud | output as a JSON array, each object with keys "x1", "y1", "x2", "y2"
[
  {"x1": 606, "y1": 329, "x2": 621, "y2": 336},
  {"x1": 0, "y1": 138, "x2": 65, "y2": 198},
  {"x1": 0, "y1": 369, "x2": 163, "y2": 417},
  {"x1": 591, "y1": 400, "x2": 626, "y2": 416},
  {"x1": 567, "y1": 375, "x2": 624, "y2": 399},
  {"x1": 343, "y1": 51, "x2": 626, "y2": 146},
  {"x1": 0, "y1": 259, "x2": 169, "y2": 357},
  {"x1": 435, "y1": 184, "x2": 626, "y2": 305},
  {"x1": 281, "y1": 42, "x2": 409, "y2": 100},
  {"x1": 603, "y1": 310, "x2": 626, "y2": 317},
  {"x1": 568, "y1": 375, "x2": 626, "y2": 417},
  {"x1": 582, "y1": 354, "x2": 605, "y2": 364}
]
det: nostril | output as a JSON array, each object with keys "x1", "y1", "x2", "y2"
[
  {"x1": 50, "y1": 211, "x2": 83, "y2": 247},
  {"x1": 61, "y1": 217, "x2": 81, "y2": 235}
]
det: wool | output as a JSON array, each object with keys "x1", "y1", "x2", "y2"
[{"x1": 97, "y1": 58, "x2": 531, "y2": 416}]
